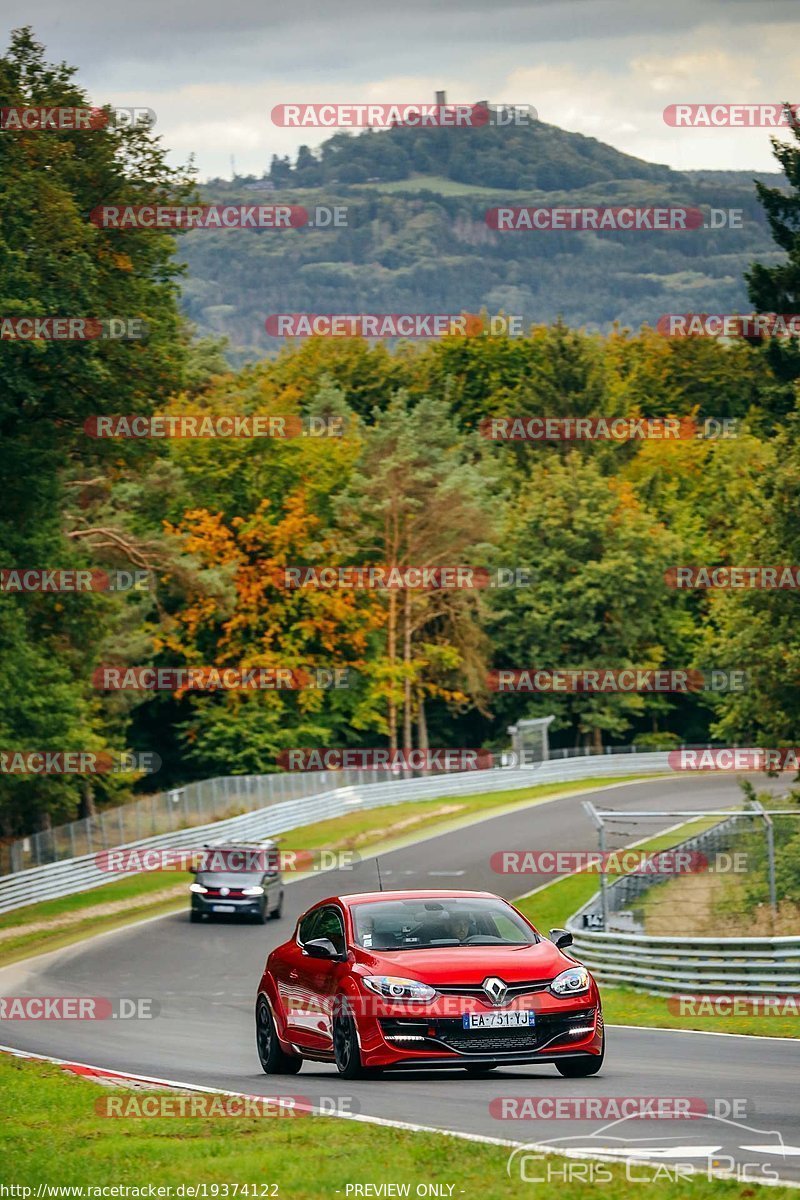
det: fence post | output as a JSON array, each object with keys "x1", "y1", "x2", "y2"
[
  {"x1": 751, "y1": 800, "x2": 778, "y2": 920},
  {"x1": 598, "y1": 820, "x2": 609, "y2": 928},
  {"x1": 765, "y1": 815, "x2": 778, "y2": 919}
]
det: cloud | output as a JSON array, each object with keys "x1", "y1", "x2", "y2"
[{"x1": 3, "y1": 2, "x2": 795, "y2": 177}]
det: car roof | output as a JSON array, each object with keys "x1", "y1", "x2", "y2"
[
  {"x1": 201, "y1": 841, "x2": 277, "y2": 849},
  {"x1": 320, "y1": 890, "x2": 500, "y2": 907}
]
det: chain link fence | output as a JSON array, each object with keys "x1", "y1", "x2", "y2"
[{"x1": 0, "y1": 740, "x2": 696, "y2": 876}]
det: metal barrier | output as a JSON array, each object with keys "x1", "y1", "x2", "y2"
[
  {"x1": 567, "y1": 812, "x2": 800, "y2": 994},
  {"x1": 0, "y1": 751, "x2": 672, "y2": 914},
  {"x1": 2, "y1": 742, "x2": 679, "y2": 875},
  {"x1": 566, "y1": 927, "x2": 800, "y2": 995}
]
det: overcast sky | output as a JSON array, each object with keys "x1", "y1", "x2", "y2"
[{"x1": 5, "y1": 0, "x2": 798, "y2": 179}]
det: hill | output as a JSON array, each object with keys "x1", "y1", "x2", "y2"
[{"x1": 178, "y1": 118, "x2": 785, "y2": 362}]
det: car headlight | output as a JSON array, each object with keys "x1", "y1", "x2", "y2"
[
  {"x1": 189, "y1": 883, "x2": 208, "y2": 894},
  {"x1": 550, "y1": 966, "x2": 591, "y2": 996},
  {"x1": 362, "y1": 976, "x2": 437, "y2": 1003},
  {"x1": 241, "y1": 886, "x2": 265, "y2": 896}
]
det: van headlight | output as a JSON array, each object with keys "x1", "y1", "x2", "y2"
[
  {"x1": 241, "y1": 886, "x2": 265, "y2": 896},
  {"x1": 189, "y1": 883, "x2": 208, "y2": 894},
  {"x1": 362, "y1": 976, "x2": 437, "y2": 1002},
  {"x1": 550, "y1": 967, "x2": 590, "y2": 996}
]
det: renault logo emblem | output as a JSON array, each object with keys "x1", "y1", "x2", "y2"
[{"x1": 482, "y1": 976, "x2": 508, "y2": 1006}]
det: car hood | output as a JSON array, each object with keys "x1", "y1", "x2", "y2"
[
  {"x1": 354, "y1": 940, "x2": 571, "y2": 983},
  {"x1": 195, "y1": 873, "x2": 264, "y2": 887}
]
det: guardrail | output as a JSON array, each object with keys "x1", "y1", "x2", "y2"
[
  {"x1": 566, "y1": 927, "x2": 800, "y2": 995},
  {"x1": 2, "y1": 742, "x2": 691, "y2": 875},
  {"x1": 567, "y1": 814, "x2": 800, "y2": 994},
  {"x1": 0, "y1": 751, "x2": 672, "y2": 914}
]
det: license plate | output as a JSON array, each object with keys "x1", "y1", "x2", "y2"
[
  {"x1": 212, "y1": 904, "x2": 236, "y2": 913},
  {"x1": 462, "y1": 1010, "x2": 535, "y2": 1030}
]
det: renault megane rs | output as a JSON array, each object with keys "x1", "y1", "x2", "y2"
[{"x1": 255, "y1": 890, "x2": 604, "y2": 1078}]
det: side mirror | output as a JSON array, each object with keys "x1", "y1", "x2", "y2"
[
  {"x1": 303, "y1": 937, "x2": 343, "y2": 961},
  {"x1": 549, "y1": 928, "x2": 573, "y2": 950},
  {"x1": 188, "y1": 865, "x2": 197, "y2": 874}
]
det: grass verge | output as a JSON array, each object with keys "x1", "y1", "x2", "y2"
[
  {"x1": 3, "y1": 1053, "x2": 796, "y2": 1198},
  {"x1": 0, "y1": 774, "x2": 652, "y2": 968},
  {"x1": 515, "y1": 820, "x2": 799, "y2": 1039}
]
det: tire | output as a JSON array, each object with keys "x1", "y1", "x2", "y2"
[
  {"x1": 254, "y1": 903, "x2": 268, "y2": 925},
  {"x1": 190, "y1": 909, "x2": 202, "y2": 923},
  {"x1": 332, "y1": 997, "x2": 377, "y2": 1080},
  {"x1": 464, "y1": 1063, "x2": 498, "y2": 1075},
  {"x1": 269, "y1": 892, "x2": 283, "y2": 920},
  {"x1": 555, "y1": 1032, "x2": 605, "y2": 1077},
  {"x1": 256, "y1": 996, "x2": 302, "y2": 1075}
]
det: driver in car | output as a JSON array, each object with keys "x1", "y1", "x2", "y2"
[{"x1": 450, "y1": 913, "x2": 474, "y2": 942}]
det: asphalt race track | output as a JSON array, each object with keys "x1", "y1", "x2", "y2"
[{"x1": 2, "y1": 774, "x2": 799, "y2": 1186}]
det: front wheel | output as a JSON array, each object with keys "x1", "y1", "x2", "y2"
[
  {"x1": 256, "y1": 996, "x2": 302, "y2": 1075},
  {"x1": 332, "y1": 997, "x2": 379, "y2": 1079},
  {"x1": 269, "y1": 892, "x2": 283, "y2": 920},
  {"x1": 555, "y1": 1032, "x2": 604, "y2": 1077}
]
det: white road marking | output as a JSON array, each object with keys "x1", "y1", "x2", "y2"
[{"x1": 743, "y1": 1145, "x2": 800, "y2": 1157}]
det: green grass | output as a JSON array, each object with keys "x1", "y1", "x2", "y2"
[
  {"x1": 516, "y1": 818, "x2": 800, "y2": 1039},
  {"x1": 352, "y1": 173, "x2": 517, "y2": 197},
  {"x1": 0, "y1": 774, "x2": 652, "y2": 967},
  {"x1": 4, "y1": 1054, "x2": 796, "y2": 1198}
]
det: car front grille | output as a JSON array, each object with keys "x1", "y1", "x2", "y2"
[
  {"x1": 380, "y1": 1008, "x2": 596, "y2": 1056},
  {"x1": 435, "y1": 979, "x2": 553, "y2": 1000}
]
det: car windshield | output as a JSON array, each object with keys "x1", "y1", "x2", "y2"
[
  {"x1": 197, "y1": 847, "x2": 274, "y2": 874},
  {"x1": 351, "y1": 897, "x2": 539, "y2": 951}
]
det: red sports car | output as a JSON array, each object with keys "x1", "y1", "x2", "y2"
[{"x1": 255, "y1": 889, "x2": 604, "y2": 1078}]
